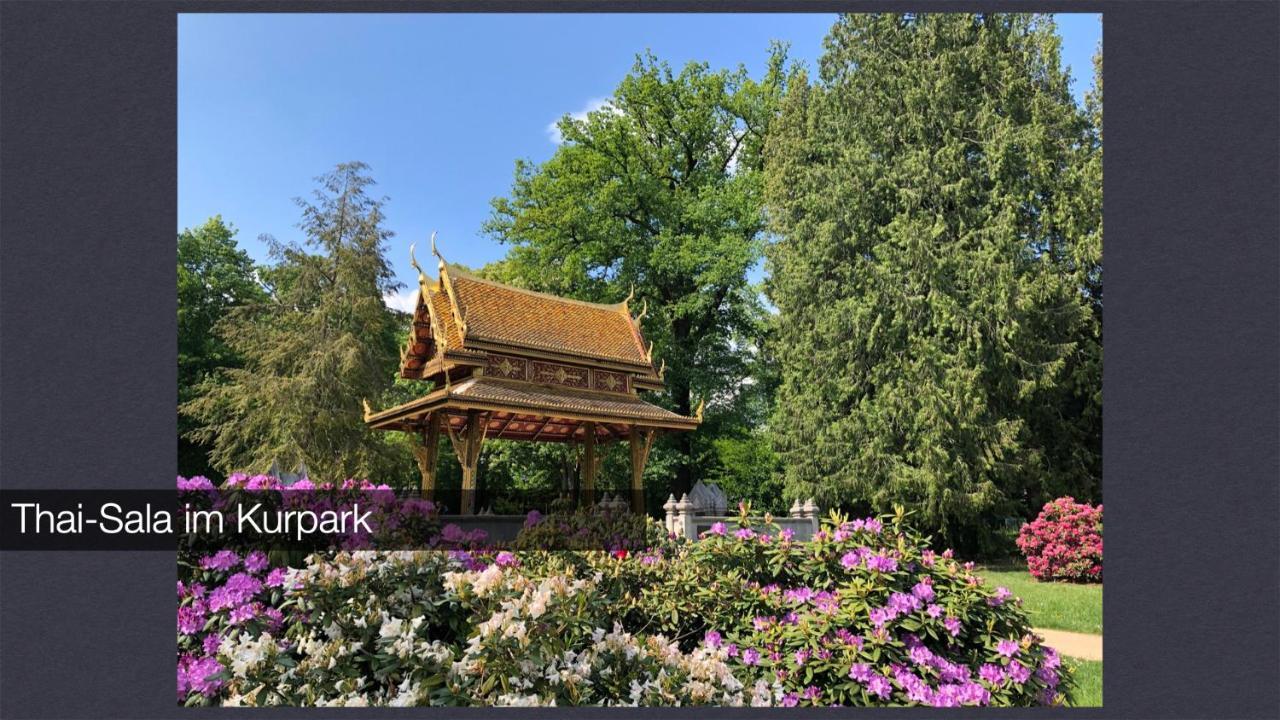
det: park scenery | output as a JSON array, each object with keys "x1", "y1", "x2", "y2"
[{"x1": 177, "y1": 13, "x2": 1103, "y2": 707}]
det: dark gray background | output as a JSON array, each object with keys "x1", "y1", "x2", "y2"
[{"x1": 1, "y1": 1, "x2": 1276, "y2": 718}]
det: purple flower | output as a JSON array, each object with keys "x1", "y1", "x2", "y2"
[
  {"x1": 813, "y1": 591, "x2": 840, "y2": 614},
  {"x1": 228, "y1": 603, "x2": 257, "y2": 625},
  {"x1": 1007, "y1": 662, "x2": 1031, "y2": 684},
  {"x1": 979, "y1": 663, "x2": 1006, "y2": 684},
  {"x1": 780, "y1": 693, "x2": 799, "y2": 707},
  {"x1": 243, "y1": 551, "x2": 269, "y2": 574},
  {"x1": 494, "y1": 551, "x2": 519, "y2": 567},
  {"x1": 724, "y1": 643, "x2": 738, "y2": 658},
  {"x1": 866, "y1": 675, "x2": 893, "y2": 699},
  {"x1": 911, "y1": 580, "x2": 935, "y2": 601},
  {"x1": 1042, "y1": 647, "x2": 1061, "y2": 670},
  {"x1": 926, "y1": 603, "x2": 943, "y2": 618},
  {"x1": 863, "y1": 518, "x2": 883, "y2": 534},
  {"x1": 996, "y1": 639, "x2": 1020, "y2": 658},
  {"x1": 200, "y1": 550, "x2": 239, "y2": 571},
  {"x1": 908, "y1": 645, "x2": 935, "y2": 666},
  {"x1": 783, "y1": 586, "x2": 815, "y2": 604},
  {"x1": 849, "y1": 663, "x2": 873, "y2": 682},
  {"x1": 1036, "y1": 666, "x2": 1060, "y2": 688},
  {"x1": 741, "y1": 648, "x2": 760, "y2": 666},
  {"x1": 177, "y1": 603, "x2": 206, "y2": 635},
  {"x1": 866, "y1": 553, "x2": 898, "y2": 573},
  {"x1": 987, "y1": 586, "x2": 1012, "y2": 606},
  {"x1": 704, "y1": 630, "x2": 722, "y2": 649},
  {"x1": 523, "y1": 510, "x2": 543, "y2": 528},
  {"x1": 177, "y1": 654, "x2": 223, "y2": 700},
  {"x1": 752, "y1": 616, "x2": 773, "y2": 632},
  {"x1": 201, "y1": 633, "x2": 222, "y2": 656},
  {"x1": 943, "y1": 616, "x2": 962, "y2": 637},
  {"x1": 794, "y1": 649, "x2": 810, "y2": 666},
  {"x1": 840, "y1": 551, "x2": 862, "y2": 570},
  {"x1": 888, "y1": 591, "x2": 922, "y2": 615},
  {"x1": 921, "y1": 549, "x2": 936, "y2": 567},
  {"x1": 734, "y1": 527, "x2": 756, "y2": 540},
  {"x1": 177, "y1": 475, "x2": 215, "y2": 491},
  {"x1": 781, "y1": 528, "x2": 795, "y2": 542},
  {"x1": 264, "y1": 567, "x2": 288, "y2": 588},
  {"x1": 708, "y1": 522, "x2": 727, "y2": 536},
  {"x1": 803, "y1": 686, "x2": 822, "y2": 701},
  {"x1": 869, "y1": 607, "x2": 895, "y2": 627}
]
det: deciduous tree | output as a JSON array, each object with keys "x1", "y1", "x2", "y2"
[{"x1": 484, "y1": 49, "x2": 793, "y2": 494}]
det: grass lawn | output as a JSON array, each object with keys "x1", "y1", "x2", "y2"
[
  {"x1": 975, "y1": 565, "x2": 1102, "y2": 634},
  {"x1": 1068, "y1": 660, "x2": 1103, "y2": 707}
]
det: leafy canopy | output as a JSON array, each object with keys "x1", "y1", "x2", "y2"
[{"x1": 484, "y1": 49, "x2": 794, "y2": 494}]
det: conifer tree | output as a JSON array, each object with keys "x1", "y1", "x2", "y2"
[
  {"x1": 182, "y1": 162, "x2": 405, "y2": 482},
  {"x1": 764, "y1": 14, "x2": 1102, "y2": 550}
]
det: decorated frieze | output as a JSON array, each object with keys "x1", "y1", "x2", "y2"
[
  {"x1": 530, "y1": 360, "x2": 590, "y2": 389},
  {"x1": 482, "y1": 353, "x2": 632, "y2": 394},
  {"x1": 592, "y1": 368, "x2": 629, "y2": 394},
  {"x1": 485, "y1": 353, "x2": 529, "y2": 381}
]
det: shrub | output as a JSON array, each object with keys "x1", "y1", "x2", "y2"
[
  {"x1": 177, "y1": 477, "x2": 1075, "y2": 707},
  {"x1": 1017, "y1": 497, "x2": 1103, "y2": 583}
]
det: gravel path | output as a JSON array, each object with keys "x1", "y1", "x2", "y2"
[{"x1": 1034, "y1": 627, "x2": 1102, "y2": 661}]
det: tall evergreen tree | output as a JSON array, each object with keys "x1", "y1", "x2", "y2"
[
  {"x1": 182, "y1": 162, "x2": 406, "y2": 482},
  {"x1": 178, "y1": 216, "x2": 267, "y2": 479},
  {"x1": 484, "y1": 49, "x2": 792, "y2": 494},
  {"x1": 765, "y1": 14, "x2": 1102, "y2": 551}
]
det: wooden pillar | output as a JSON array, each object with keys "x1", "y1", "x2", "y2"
[
  {"x1": 411, "y1": 412, "x2": 442, "y2": 499},
  {"x1": 581, "y1": 421, "x2": 597, "y2": 507},
  {"x1": 629, "y1": 427, "x2": 654, "y2": 513},
  {"x1": 447, "y1": 410, "x2": 486, "y2": 515}
]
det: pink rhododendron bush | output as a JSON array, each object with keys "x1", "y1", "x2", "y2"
[
  {"x1": 178, "y1": 477, "x2": 1076, "y2": 707},
  {"x1": 1017, "y1": 497, "x2": 1103, "y2": 582}
]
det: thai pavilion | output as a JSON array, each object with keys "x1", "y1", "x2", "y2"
[{"x1": 363, "y1": 240, "x2": 701, "y2": 515}]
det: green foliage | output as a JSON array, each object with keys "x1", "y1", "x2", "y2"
[
  {"x1": 973, "y1": 566, "x2": 1102, "y2": 634},
  {"x1": 181, "y1": 162, "x2": 410, "y2": 483},
  {"x1": 764, "y1": 14, "x2": 1103, "y2": 551},
  {"x1": 705, "y1": 430, "x2": 785, "y2": 513},
  {"x1": 483, "y1": 48, "x2": 796, "y2": 495},
  {"x1": 178, "y1": 217, "x2": 268, "y2": 479}
]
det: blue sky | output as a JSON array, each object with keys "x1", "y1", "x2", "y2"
[{"x1": 179, "y1": 13, "x2": 1100, "y2": 311}]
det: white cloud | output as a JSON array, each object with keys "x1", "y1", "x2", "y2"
[
  {"x1": 546, "y1": 97, "x2": 618, "y2": 144},
  {"x1": 383, "y1": 288, "x2": 419, "y2": 314}
]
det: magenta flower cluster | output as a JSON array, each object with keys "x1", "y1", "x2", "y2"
[
  {"x1": 689, "y1": 514, "x2": 1067, "y2": 707},
  {"x1": 177, "y1": 549, "x2": 287, "y2": 701},
  {"x1": 1017, "y1": 497, "x2": 1102, "y2": 582}
]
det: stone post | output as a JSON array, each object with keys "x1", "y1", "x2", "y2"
[
  {"x1": 675, "y1": 493, "x2": 695, "y2": 539},
  {"x1": 663, "y1": 494, "x2": 678, "y2": 535},
  {"x1": 802, "y1": 498, "x2": 819, "y2": 535}
]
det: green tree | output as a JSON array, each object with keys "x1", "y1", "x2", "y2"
[
  {"x1": 484, "y1": 49, "x2": 793, "y2": 495},
  {"x1": 178, "y1": 216, "x2": 267, "y2": 479},
  {"x1": 764, "y1": 14, "x2": 1102, "y2": 552},
  {"x1": 182, "y1": 162, "x2": 408, "y2": 482}
]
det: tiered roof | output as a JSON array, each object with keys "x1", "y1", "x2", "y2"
[{"x1": 367, "y1": 243, "x2": 697, "y2": 441}]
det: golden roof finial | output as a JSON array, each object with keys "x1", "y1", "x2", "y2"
[
  {"x1": 658, "y1": 358, "x2": 666, "y2": 380},
  {"x1": 430, "y1": 230, "x2": 446, "y2": 271},
  {"x1": 695, "y1": 398, "x2": 705, "y2": 422},
  {"x1": 622, "y1": 283, "x2": 635, "y2": 306},
  {"x1": 362, "y1": 398, "x2": 374, "y2": 421},
  {"x1": 645, "y1": 340, "x2": 654, "y2": 362},
  {"x1": 636, "y1": 299, "x2": 648, "y2": 323}
]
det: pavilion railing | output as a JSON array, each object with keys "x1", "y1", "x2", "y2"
[{"x1": 663, "y1": 495, "x2": 821, "y2": 541}]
